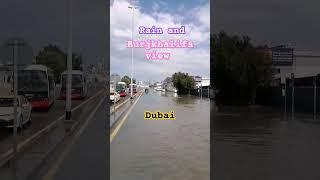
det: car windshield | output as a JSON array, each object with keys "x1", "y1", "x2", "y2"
[
  {"x1": 0, "y1": 97, "x2": 14, "y2": 107},
  {"x1": 18, "y1": 70, "x2": 48, "y2": 92}
]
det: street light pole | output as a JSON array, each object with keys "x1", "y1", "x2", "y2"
[
  {"x1": 66, "y1": 0, "x2": 72, "y2": 121},
  {"x1": 129, "y1": 1, "x2": 138, "y2": 101},
  {"x1": 129, "y1": 6, "x2": 134, "y2": 100},
  {"x1": 13, "y1": 40, "x2": 18, "y2": 160},
  {"x1": 12, "y1": 40, "x2": 19, "y2": 179}
]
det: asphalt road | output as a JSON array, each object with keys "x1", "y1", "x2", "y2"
[
  {"x1": 34, "y1": 98, "x2": 108, "y2": 180},
  {"x1": 0, "y1": 82, "x2": 104, "y2": 157}
]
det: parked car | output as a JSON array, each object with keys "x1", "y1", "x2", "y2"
[
  {"x1": 110, "y1": 88, "x2": 120, "y2": 103},
  {"x1": 0, "y1": 95, "x2": 32, "y2": 128}
]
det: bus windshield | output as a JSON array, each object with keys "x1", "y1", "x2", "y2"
[
  {"x1": 18, "y1": 70, "x2": 48, "y2": 92},
  {"x1": 61, "y1": 74, "x2": 83, "y2": 88},
  {"x1": 116, "y1": 84, "x2": 126, "y2": 91}
]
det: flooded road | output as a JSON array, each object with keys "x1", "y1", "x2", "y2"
[
  {"x1": 213, "y1": 105, "x2": 320, "y2": 180},
  {"x1": 111, "y1": 89, "x2": 210, "y2": 180}
]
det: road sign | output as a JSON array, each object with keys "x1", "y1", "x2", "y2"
[{"x1": 271, "y1": 46, "x2": 294, "y2": 66}]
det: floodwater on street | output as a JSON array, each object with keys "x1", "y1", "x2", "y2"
[
  {"x1": 213, "y1": 105, "x2": 320, "y2": 180},
  {"x1": 111, "y1": 89, "x2": 210, "y2": 180}
]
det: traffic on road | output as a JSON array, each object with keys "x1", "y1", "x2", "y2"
[{"x1": 0, "y1": 63, "x2": 106, "y2": 170}]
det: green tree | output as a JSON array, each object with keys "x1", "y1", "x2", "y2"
[
  {"x1": 36, "y1": 45, "x2": 83, "y2": 82},
  {"x1": 212, "y1": 32, "x2": 273, "y2": 105},
  {"x1": 172, "y1": 72, "x2": 195, "y2": 94},
  {"x1": 36, "y1": 45, "x2": 66, "y2": 82},
  {"x1": 121, "y1": 75, "x2": 136, "y2": 85}
]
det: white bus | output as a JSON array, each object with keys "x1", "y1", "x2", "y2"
[
  {"x1": 18, "y1": 65, "x2": 55, "y2": 110},
  {"x1": 128, "y1": 83, "x2": 137, "y2": 94},
  {"x1": 60, "y1": 70, "x2": 88, "y2": 100},
  {"x1": 116, "y1": 82, "x2": 127, "y2": 97}
]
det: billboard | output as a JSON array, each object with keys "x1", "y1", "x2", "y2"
[{"x1": 271, "y1": 46, "x2": 294, "y2": 66}]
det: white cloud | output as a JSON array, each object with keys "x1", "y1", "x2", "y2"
[{"x1": 110, "y1": 0, "x2": 210, "y2": 81}]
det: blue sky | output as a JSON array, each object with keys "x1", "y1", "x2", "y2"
[
  {"x1": 110, "y1": 0, "x2": 210, "y2": 82},
  {"x1": 138, "y1": 0, "x2": 207, "y2": 14}
]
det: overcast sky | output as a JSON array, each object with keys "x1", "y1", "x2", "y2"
[
  {"x1": 213, "y1": 0, "x2": 320, "y2": 53},
  {"x1": 110, "y1": 0, "x2": 210, "y2": 82},
  {"x1": 0, "y1": 0, "x2": 107, "y2": 65}
]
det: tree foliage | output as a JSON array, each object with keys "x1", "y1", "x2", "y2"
[
  {"x1": 172, "y1": 72, "x2": 195, "y2": 94},
  {"x1": 121, "y1": 75, "x2": 136, "y2": 85},
  {"x1": 212, "y1": 32, "x2": 273, "y2": 105},
  {"x1": 35, "y1": 44, "x2": 83, "y2": 82}
]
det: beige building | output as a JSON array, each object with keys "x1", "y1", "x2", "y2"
[{"x1": 274, "y1": 51, "x2": 320, "y2": 84}]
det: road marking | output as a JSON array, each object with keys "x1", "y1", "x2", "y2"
[
  {"x1": 110, "y1": 91, "x2": 143, "y2": 143},
  {"x1": 0, "y1": 89, "x2": 104, "y2": 166},
  {"x1": 42, "y1": 98, "x2": 105, "y2": 180},
  {"x1": 71, "y1": 89, "x2": 104, "y2": 112}
]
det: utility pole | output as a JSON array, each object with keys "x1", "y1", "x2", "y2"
[
  {"x1": 314, "y1": 76, "x2": 317, "y2": 118},
  {"x1": 65, "y1": 0, "x2": 73, "y2": 122},
  {"x1": 284, "y1": 78, "x2": 287, "y2": 115},
  {"x1": 7, "y1": 39, "x2": 25, "y2": 179},
  {"x1": 291, "y1": 73, "x2": 295, "y2": 116}
]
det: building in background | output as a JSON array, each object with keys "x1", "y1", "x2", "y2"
[
  {"x1": 191, "y1": 75, "x2": 202, "y2": 84},
  {"x1": 267, "y1": 46, "x2": 320, "y2": 86}
]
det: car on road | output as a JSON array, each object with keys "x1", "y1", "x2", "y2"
[
  {"x1": 110, "y1": 89, "x2": 120, "y2": 103},
  {"x1": 0, "y1": 95, "x2": 32, "y2": 128}
]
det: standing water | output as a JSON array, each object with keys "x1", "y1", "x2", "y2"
[
  {"x1": 213, "y1": 105, "x2": 320, "y2": 180},
  {"x1": 111, "y1": 89, "x2": 210, "y2": 180}
]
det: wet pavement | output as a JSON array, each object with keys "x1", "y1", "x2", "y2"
[
  {"x1": 34, "y1": 99, "x2": 107, "y2": 180},
  {"x1": 0, "y1": 83, "x2": 104, "y2": 157},
  {"x1": 111, "y1": 89, "x2": 210, "y2": 180},
  {"x1": 213, "y1": 105, "x2": 320, "y2": 180},
  {"x1": 0, "y1": 82, "x2": 105, "y2": 180}
]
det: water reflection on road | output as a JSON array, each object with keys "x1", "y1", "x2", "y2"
[
  {"x1": 111, "y1": 89, "x2": 210, "y2": 180},
  {"x1": 213, "y1": 104, "x2": 320, "y2": 180}
]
